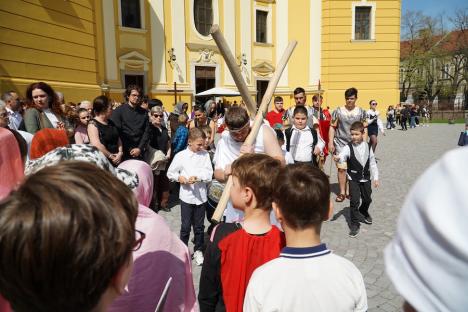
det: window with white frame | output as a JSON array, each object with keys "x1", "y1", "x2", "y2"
[
  {"x1": 354, "y1": 6, "x2": 371, "y2": 40},
  {"x1": 256, "y1": 10, "x2": 268, "y2": 43},
  {"x1": 194, "y1": 0, "x2": 213, "y2": 36},
  {"x1": 441, "y1": 63, "x2": 450, "y2": 79},
  {"x1": 121, "y1": 0, "x2": 141, "y2": 28}
]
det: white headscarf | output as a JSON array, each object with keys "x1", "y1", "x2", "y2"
[{"x1": 384, "y1": 147, "x2": 468, "y2": 312}]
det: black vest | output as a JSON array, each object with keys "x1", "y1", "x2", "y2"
[{"x1": 347, "y1": 142, "x2": 371, "y2": 181}]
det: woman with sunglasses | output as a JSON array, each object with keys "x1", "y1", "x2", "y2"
[
  {"x1": 74, "y1": 108, "x2": 90, "y2": 144},
  {"x1": 366, "y1": 100, "x2": 385, "y2": 153},
  {"x1": 148, "y1": 106, "x2": 171, "y2": 212}
]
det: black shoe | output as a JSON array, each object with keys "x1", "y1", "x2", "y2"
[
  {"x1": 363, "y1": 215, "x2": 373, "y2": 225},
  {"x1": 349, "y1": 227, "x2": 360, "y2": 238}
]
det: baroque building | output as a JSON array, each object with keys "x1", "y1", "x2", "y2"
[{"x1": 0, "y1": 0, "x2": 401, "y2": 109}]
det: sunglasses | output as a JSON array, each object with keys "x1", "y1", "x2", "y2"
[
  {"x1": 152, "y1": 114, "x2": 163, "y2": 118},
  {"x1": 80, "y1": 116, "x2": 91, "y2": 120},
  {"x1": 133, "y1": 230, "x2": 146, "y2": 251},
  {"x1": 371, "y1": 103, "x2": 377, "y2": 106}
]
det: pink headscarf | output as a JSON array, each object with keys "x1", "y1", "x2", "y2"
[
  {"x1": 0, "y1": 128, "x2": 24, "y2": 200},
  {"x1": 113, "y1": 160, "x2": 198, "y2": 312},
  {"x1": 118, "y1": 160, "x2": 154, "y2": 207}
]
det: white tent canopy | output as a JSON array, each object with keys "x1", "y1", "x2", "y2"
[{"x1": 195, "y1": 87, "x2": 240, "y2": 97}]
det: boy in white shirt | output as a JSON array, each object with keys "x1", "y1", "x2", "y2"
[
  {"x1": 334, "y1": 121, "x2": 379, "y2": 237},
  {"x1": 244, "y1": 164, "x2": 367, "y2": 312},
  {"x1": 167, "y1": 128, "x2": 213, "y2": 265},
  {"x1": 285, "y1": 106, "x2": 325, "y2": 167}
]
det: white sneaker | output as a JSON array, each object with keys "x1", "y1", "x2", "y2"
[{"x1": 193, "y1": 250, "x2": 204, "y2": 266}]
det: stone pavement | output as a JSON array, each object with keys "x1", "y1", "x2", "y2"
[{"x1": 158, "y1": 123, "x2": 462, "y2": 311}]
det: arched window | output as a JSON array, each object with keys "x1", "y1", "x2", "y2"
[{"x1": 194, "y1": 0, "x2": 213, "y2": 36}]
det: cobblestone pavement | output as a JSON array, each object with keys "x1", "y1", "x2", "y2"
[{"x1": 159, "y1": 123, "x2": 462, "y2": 311}]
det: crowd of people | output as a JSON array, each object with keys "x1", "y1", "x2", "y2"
[
  {"x1": 0, "y1": 82, "x2": 466, "y2": 312},
  {"x1": 385, "y1": 103, "x2": 430, "y2": 131}
]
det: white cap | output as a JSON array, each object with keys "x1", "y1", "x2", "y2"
[{"x1": 385, "y1": 147, "x2": 468, "y2": 312}]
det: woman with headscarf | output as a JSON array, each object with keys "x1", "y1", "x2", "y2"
[
  {"x1": 168, "y1": 102, "x2": 188, "y2": 137},
  {"x1": 111, "y1": 160, "x2": 197, "y2": 312},
  {"x1": 0, "y1": 128, "x2": 24, "y2": 201}
]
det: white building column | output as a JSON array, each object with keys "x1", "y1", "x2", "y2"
[
  {"x1": 276, "y1": 0, "x2": 289, "y2": 89},
  {"x1": 240, "y1": 0, "x2": 252, "y2": 85},
  {"x1": 102, "y1": 0, "x2": 118, "y2": 85},
  {"x1": 171, "y1": 0, "x2": 187, "y2": 84},
  {"x1": 149, "y1": 0, "x2": 167, "y2": 88},
  {"x1": 309, "y1": 0, "x2": 321, "y2": 87},
  {"x1": 223, "y1": 0, "x2": 236, "y2": 85}
]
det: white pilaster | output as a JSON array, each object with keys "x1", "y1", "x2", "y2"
[
  {"x1": 149, "y1": 0, "x2": 167, "y2": 85},
  {"x1": 276, "y1": 0, "x2": 288, "y2": 87},
  {"x1": 240, "y1": 0, "x2": 252, "y2": 85},
  {"x1": 171, "y1": 0, "x2": 187, "y2": 84},
  {"x1": 223, "y1": 0, "x2": 236, "y2": 85},
  {"x1": 309, "y1": 0, "x2": 321, "y2": 86},
  {"x1": 102, "y1": 0, "x2": 118, "y2": 82}
]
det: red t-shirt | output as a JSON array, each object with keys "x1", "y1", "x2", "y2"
[
  {"x1": 219, "y1": 226, "x2": 285, "y2": 312},
  {"x1": 266, "y1": 110, "x2": 285, "y2": 128}
]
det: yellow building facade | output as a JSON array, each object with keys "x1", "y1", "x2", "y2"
[{"x1": 0, "y1": 0, "x2": 400, "y2": 111}]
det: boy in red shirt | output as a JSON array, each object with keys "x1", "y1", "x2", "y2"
[
  {"x1": 266, "y1": 96, "x2": 286, "y2": 129},
  {"x1": 198, "y1": 154, "x2": 285, "y2": 312}
]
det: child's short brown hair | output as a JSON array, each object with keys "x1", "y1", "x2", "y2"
[
  {"x1": 273, "y1": 164, "x2": 330, "y2": 229},
  {"x1": 231, "y1": 154, "x2": 282, "y2": 210},
  {"x1": 350, "y1": 121, "x2": 365, "y2": 133},
  {"x1": 0, "y1": 161, "x2": 138, "y2": 312},
  {"x1": 188, "y1": 127, "x2": 207, "y2": 141}
]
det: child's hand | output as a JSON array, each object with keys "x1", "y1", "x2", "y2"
[
  {"x1": 179, "y1": 176, "x2": 188, "y2": 184},
  {"x1": 333, "y1": 155, "x2": 340, "y2": 162},
  {"x1": 313, "y1": 146, "x2": 321, "y2": 155},
  {"x1": 373, "y1": 180, "x2": 380, "y2": 188},
  {"x1": 188, "y1": 176, "x2": 198, "y2": 184}
]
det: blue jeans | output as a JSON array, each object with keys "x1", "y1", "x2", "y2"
[
  {"x1": 180, "y1": 200, "x2": 206, "y2": 251},
  {"x1": 410, "y1": 117, "x2": 416, "y2": 128}
]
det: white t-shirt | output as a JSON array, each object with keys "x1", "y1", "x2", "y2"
[
  {"x1": 43, "y1": 108, "x2": 59, "y2": 128},
  {"x1": 213, "y1": 124, "x2": 277, "y2": 223},
  {"x1": 244, "y1": 244, "x2": 367, "y2": 312}
]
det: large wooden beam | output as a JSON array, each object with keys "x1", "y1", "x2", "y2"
[
  {"x1": 210, "y1": 25, "x2": 297, "y2": 222},
  {"x1": 210, "y1": 25, "x2": 257, "y2": 117}
]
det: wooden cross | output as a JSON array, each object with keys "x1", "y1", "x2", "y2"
[
  {"x1": 167, "y1": 81, "x2": 182, "y2": 105},
  {"x1": 210, "y1": 24, "x2": 297, "y2": 222}
]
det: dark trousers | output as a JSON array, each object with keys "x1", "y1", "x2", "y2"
[
  {"x1": 401, "y1": 118, "x2": 407, "y2": 130},
  {"x1": 349, "y1": 180, "x2": 372, "y2": 229},
  {"x1": 180, "y1": 200, "x2": 206, "y2": 251}
]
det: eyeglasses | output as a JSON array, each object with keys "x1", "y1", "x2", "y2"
[
  {"x1": 152, "y1": 114, "x2": 163, "y2": 118},
  {"x1": 371, "y1": 102, "x2": 377, "y2": 106},
  {"x1": 133, "y1": 230, "x2": 146, "y2": 251}
]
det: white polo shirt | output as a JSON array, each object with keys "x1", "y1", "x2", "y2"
[{"x1": 244, "y1": 244, "x2": 368, "y2": 312}]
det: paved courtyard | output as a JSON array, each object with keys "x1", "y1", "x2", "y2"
[{"x1": 159, "y1": 123, "x2": 462, "y2": 311}]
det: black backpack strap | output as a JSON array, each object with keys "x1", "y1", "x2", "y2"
[
  {"x1": 310, "y1": 128, "x2": 318, "y2": 147},
  {"x1": 285, "y1": 128, "x2": 293, "y2": 152}
]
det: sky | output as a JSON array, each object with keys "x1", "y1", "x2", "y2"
[{"x1": 402, "y1": 0, "x2": 467, "y2": 26}]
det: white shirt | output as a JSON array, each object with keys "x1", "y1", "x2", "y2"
[
  {"x1": 336, "y1": 141, "x2": 378, "y2": 181},
  {"x1": 43, "y1": 108, "x2": 59, "y2": 128},
  {"x1": 167, "y1": 148, "x2": 213, "y2": 205},
  {"x1": 213, "y1": 123, "x2": 268, "y2": 170},
  {"x1": 6, "y1": 107, "x2": 22, "y2": 130},
  {"x1": 289, "y1": 125, "x2": 325, "y2": 162},
  {"x1": 244, "y1": 244, "x2": 368, "y2": 312}
]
